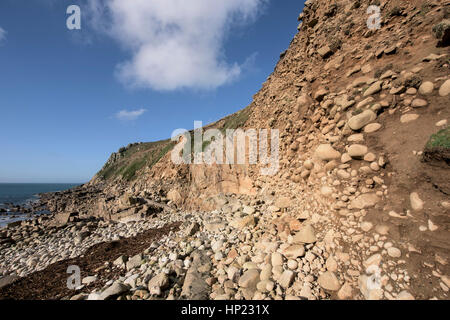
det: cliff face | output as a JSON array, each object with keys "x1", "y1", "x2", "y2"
[
  {"x1": 45, "y1": 0, "x2": 450, "y2": 299},
  {"x1": 86, "y1": 0, "x2": 449, "y2": 211}
]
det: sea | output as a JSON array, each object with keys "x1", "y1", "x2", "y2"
[{"x1": 0, "y1": 183, "x2": 80, "y2": 228}]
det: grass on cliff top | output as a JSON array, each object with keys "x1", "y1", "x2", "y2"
[
  {"x1": 119, "y1": 157, "x2": 148, "y2": 181},
  {"x1": 426, "y1": 127, "x2": 450, "y2": 150},
  {"x1": 190, "y1": 106, "x2": 252, "y2": 154},
  {"x1": 98, "y1": 106, "x2": 252, "y2": 181},
  {"x1": 148, "y1": 142, "x2": 175, "y2": 168},
  {"x1": 221, "y1": 106, "x2": 252, "y2": 131},
  {"x1": 98, "y1": 140, "x2": 175, "y2": 182}
]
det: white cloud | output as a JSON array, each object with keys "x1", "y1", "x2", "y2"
[
  {"x1": 87, "y1": 0, "x2": 265, "y2": 91},
  {"x1": 115, "y1": 108, "x2": 146, "y2": 121},
  {"x1": 0, "y1": 27, "x2": 6, "y2": 43}
]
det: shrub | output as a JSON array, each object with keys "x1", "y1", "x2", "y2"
[
  {"x1": 433, "y1": 20, "x2": 450, "y2": 39},
  {"x1": 423, "y1": 127, "x2": 450, "y2": 164},
  {"x1": 388, "y1": 6, "x2": 402, "y2": 17},
  {"x1": 419, "y1": 3, "x2": 432, "y2": 17},
  {"x1": 404, "y1": 75, "x2": 422, "y2": 89},
  {"x1": 426, "y1": 127, "x2": 450, "y2": 149},
  {"x1": 329, "y1": 38, "x2": 342, "y2": 52},
  {"x1": 148, "y1": 143, "x2": 175, "y2": 169},
  {"x1": 121, "y1": 158, "x2": 147, "y2": 181}
]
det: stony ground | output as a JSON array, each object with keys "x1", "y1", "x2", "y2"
[
  {"x1": 0, "y1": 216, "x2": 169, "y2": 278},
  {"x1": 1, "y1": 188, "x2": 448, "y2": 300}
]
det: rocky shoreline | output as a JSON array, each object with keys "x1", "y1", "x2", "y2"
[
  {"x1": 2, "y1": 190, "x2": 442, "y2": 301},
  {"x1": 0, "y1": 192, "x2": 56, "y2": 228}
]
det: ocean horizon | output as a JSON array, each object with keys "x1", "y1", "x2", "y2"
[{"x1": 0, "y1": 183, "x2": 80, "y2": 227}]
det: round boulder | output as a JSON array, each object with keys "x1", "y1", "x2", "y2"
[{"x1": 348, "y1": 144, "x2": 368, "y2": 159}]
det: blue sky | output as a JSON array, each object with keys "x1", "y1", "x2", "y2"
[{"x1": 0, "y1": 0, "x2": 304, "y2": 183}]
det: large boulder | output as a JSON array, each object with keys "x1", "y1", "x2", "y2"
[
  {"x1": 99, "y1": 282, "x2": 130, "y2": 300},
  {"x1": 396, "y1": 291, "x2": 415, "y2": 300},
  {"x1": 180, "y1": 251, "x2": 211, "y2": 299},
  {"x1": 318, "y1": 45, "x2": 333, "y2": 59},
  {"x1": 315, "y1": 144, "x2": 341, "y2": 161},
  {"x1": 410, "y1": 192, "x2": 424, "y2": 211},
  {"x1": 126, "y1": 254, "x2": 143, "y2": 271},
  {"x1": 55, "y1": 211, "x2": 79, "y2": 225},
  {"x1": 230, "y1": 215, "x2": 255, "y2": 229},
  {"x1": 439, "y1": 79, "x2": 450, "y2": 97},
  {"x1": 318, "y1": 271, "x2": 341, "y2": 291},
  {"x1": 418, "y1": 81, "x2": 434, "y2": 95},
  {"x1": 281, "y1": 244, "x2": 305, "y2": 259},
  {"x1": 364, "y1": 81, "x2": 382, "y2": 97},
  {"x1": 148, "y1": 272, "x2": 170, "y2": 293},
  {"x1": 293, "y1": 224, "x2": 317, "y2": 244},
  {"x1": 184, "y1": 222, "x2": 200, "y2": 236},
  {"x1": 348, "y1": 110, "x2": 377, "y2": 131},
  {"x1": 351, "y1": 193, "x2": 379, "y2": 209},
  {"x1": 296, "y1": 94, "x2": 313, "y2": 116},
  {"x1": 278, "y1": 270, "x2": 295, "y2": 289},
  {"x1": 167, "y1": 188, "x2": 183, "y2": 205},
  {"x1": 314, "y1": 88, "x2": 328, "y2": 102},
  {"x1": 119, "y1": 193, "x2": 141, "y2": 207},
  {"x1": 239, "y1": 269, "x2": 260, "y2": 288},
  {"x1": 0, "y1": 275, "x2": 20, "y2": 289},
  {"x1": 348, "y1": 144, "x2": 368, "y2": 159}
]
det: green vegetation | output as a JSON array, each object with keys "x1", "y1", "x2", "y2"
[
  {"x1": 423, "y1": 127, "x2": 450, "y2": 164},
  {"x1": 189, "y1": 134, "x2": 213, "y2": 154},
  {"x1": 148, "y1": 142, "x2": 175, "y2": 169},
  {"x1": 426, "y1": 127, "x2": 450, "y2": 149},
  {"x1": 433, "y1": 20, "x2": 450, "y2": 39},
  {"x1": 120, "y1": 157, "x2": 148, "y2": 181},
  {"x1": 419, "y1": 3, "x2": 432, "y2": 17},
  {"x1": 200, "y1": 106, "x2": 252, "y2": 153},
  {"x1": 97, "y1": 106, "x2": 252, "y2": 181},
  {"x1": 98, "y1": 163, "x2": 121, "y2": 181},
  {"x1": 97, "y1": 140, "x2": 175, "y2": 182},
  {"x1": 404, "y1": 75, "x2": 422, "y2": 89},
  {"x1": 222, "y1": 106, "x2": 252, "y2": 131},
  {"x1": 202, "y1": 140, "x2": 212, "y2": 152}
]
